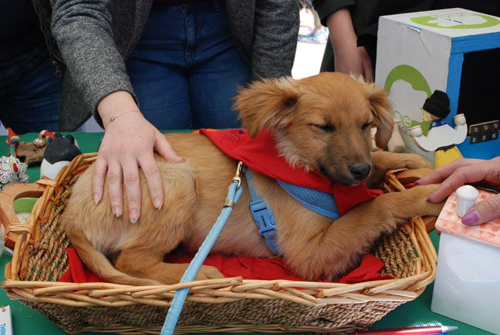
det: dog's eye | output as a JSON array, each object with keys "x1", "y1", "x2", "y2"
[
  {"x1": 311, "y1": 123, "x2": 335, "y2": 132},
  {"x1": 362, "y1": 122, "x2": 373, "y2": 130}
]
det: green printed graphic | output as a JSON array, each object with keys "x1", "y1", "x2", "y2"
[
  {"x1": 411, "y1": 14, "x2": 499, "y2": 29},
  {"x1": 384, "y1": 65, "x2": 432, "y2": 135}
]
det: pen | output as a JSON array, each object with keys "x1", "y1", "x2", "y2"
[{"x1": 348, "y1": 325, "x2": 458, "y2": 334}]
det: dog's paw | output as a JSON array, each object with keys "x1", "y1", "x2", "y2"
[
  {"x1": 406, "y1": 184, "x2": 445, "y2": 217},
  {"x1": 195, "y1": 265, "x2": 225, "y2": 281},
  {"x1": 408, "y1": 183, "x2": 439, "y2": 199}
]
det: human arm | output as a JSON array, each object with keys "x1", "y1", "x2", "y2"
[
  {"x1": 94, "y1": 92, "x2": 183, "y2": 222},
  {"x1": 50, "y1": 0, "x2": 182, "y2": 222},
  {"x1": 418, "y1": 157, "x2": 500, "y2": 225},
  {"x1": 50, "y1": 0, "x2": 136, "y2": 123},
  {"x1": 326, "y1": 8, "x2": 373, "y2": 82},
  {"x1": 313, "y1": 0, "x2": 373, "y2": 81},
  {"x1": 252, "y1": 0, "x2": 300, "y2": 79}
]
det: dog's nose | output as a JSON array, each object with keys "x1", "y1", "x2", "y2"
[{"x1": 348, "y1": 163, "x2": 371, "y2": 181}]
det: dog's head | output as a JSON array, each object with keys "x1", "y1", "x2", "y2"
[{"x1": 235, "y1": 72, "x2": 393, "y2": 186}]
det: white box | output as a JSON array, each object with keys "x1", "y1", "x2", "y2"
[
  {"x1": 432, "y1": 233, "x2": 500, "y2": 334},
  {"x1": 0, "y1": 306, "x2": 13, "y2": 335},
  {"x1": 375, "y1": 8, "x2": 500, "y2": 162},
  {"x1": 431, "y1": 190, "x2": 500, "y2": 334}
]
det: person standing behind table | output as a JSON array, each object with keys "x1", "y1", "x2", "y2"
[
  {"x1": 313, "y1": 0, "x2": 500, "y2": 82},
  {"x1": 48, "y1": 0, "x2": 299, "y2": 224},
  {"x1": 0, "y1": 0, "x2": 64, "y2": 134}
]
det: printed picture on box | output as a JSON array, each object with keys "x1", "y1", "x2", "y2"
[
  {"x1": 383, "y1": 64, "x2": 434, "y2": 136},
  {"x1": 411, "y1": 13, "x2": 499, "y2": 29}
]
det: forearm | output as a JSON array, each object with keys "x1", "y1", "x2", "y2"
[
  {"x1": 51, "y1": 0, "x2": 137, "y2": 121},
  {"x1": 98, "y1": 91, "x2": 141, "y2": 128},
  {"x1": 313, "y1": 0, "x2": 355, "y2": 26},
  {"x1": 251, "y1": 0, "x2": 299, "y2": 79},
  {"x1": 327, "y1": 8, "x2": 357, "y2": 56}
]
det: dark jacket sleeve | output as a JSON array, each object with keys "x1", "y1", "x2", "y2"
[
  {"x1": 356, "y1": 0, "x2": 435, "y2": 67},
  {"x1": 312, "y1": 0, "x2": 356, "y2": 26},
  {"x1": 50, "y1": 0, "x2": 137, "y2": 124},
  {"x1": 251, "y1": 0, "x2": 300, "y2": 79}
]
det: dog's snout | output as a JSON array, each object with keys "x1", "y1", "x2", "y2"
[{"x1": 348, "y1": 163, "x2": 371, "y2": 181}]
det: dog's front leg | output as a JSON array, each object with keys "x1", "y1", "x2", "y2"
[
  {"x1": 280, "y1": 184, "x2": 443, "y2": 281},
  {"x1": 367, "y1": 151, "x2": 433, "y2": 187}
]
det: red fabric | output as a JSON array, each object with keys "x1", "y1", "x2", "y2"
[
  {"x1": 200, "y1": 129, "x2": 382, "y2": 215},
  {"x1": 59, "y1": 248, "x2": 391, "y2": 284},
  {"x1": 58, "y1": 129, "x2": 389, "y2": 285},
  {"x1": 165, "y1": 253, "x2": 392, "y2": 283},
  {"x1": 59, "y1": 248, "x2": 104, "y2": 283}
]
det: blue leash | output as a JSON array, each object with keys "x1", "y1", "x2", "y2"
[{"x1": 160, "y1": 162, "x2": 244, "y2": 335}]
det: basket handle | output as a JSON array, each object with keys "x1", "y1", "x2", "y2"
[{"x1": 0, "y1": 183, "x2": 46, "y2": 249}]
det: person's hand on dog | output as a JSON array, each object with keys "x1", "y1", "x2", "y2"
[
  {"x1": 94, "y1": 91, "x2": 184, "y2": 223},
  {"x1": 418, "y1": 157, "x2": 500, "y2": 225},
  {"x1": 327, "y1": 8, "x2": 374, "y2": 82}
]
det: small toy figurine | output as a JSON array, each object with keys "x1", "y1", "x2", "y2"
[
  {"x1": 410, "y1": 90, "x2": 467, "y2": 168},
  {"x1": 40, "y1": 133, "x2": 82, "y2": 180},
  {"x1": 6, "y1": 128, "x2": 19, "y2": 157},
  {"x1": 9, "y1": 129, "x2": 56, "y2": 166},
  {"x1": 33, "y1": 130, "x2": 55, "y2": 147},
  {"x1": 1, "y1": 129, "x2": 29, "y2": 191}
]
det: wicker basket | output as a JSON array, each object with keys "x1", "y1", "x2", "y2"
[{"x1": 0, "y1": 153, "x2": 438, "y2": 334}]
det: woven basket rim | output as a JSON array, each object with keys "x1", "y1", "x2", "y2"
[{"x1": 1, "y1": 153, "x2": 437, "y2": 317}]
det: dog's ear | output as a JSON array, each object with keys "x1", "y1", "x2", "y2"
[
  {"x1": 364, "y1": 83, "x2": 394, "y2": 149},
  {"x1": 234, "y1": 77, "x2": 300, "y2": 137}
]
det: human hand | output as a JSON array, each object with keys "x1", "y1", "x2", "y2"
[
  {"x1": 417, "y1": 157, "x2": 500, "y2": 225},
  {"x1": 327, "y1": 8, "x2": 374, "y2": 82},
  {"x1": 94, "y1": 91, "x2": 183, "y2": 223},
  {"x1": 335, "y1": 46, "x2": 374, "y2": 82}
]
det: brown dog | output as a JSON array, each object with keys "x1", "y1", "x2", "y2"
[{"x1": 62, "y1": 72, "x2": 443, "y2": 286}]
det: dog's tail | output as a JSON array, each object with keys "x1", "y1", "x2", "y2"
[{"x1": 66, "y1": 225, "x2": 159, "y2": 286}]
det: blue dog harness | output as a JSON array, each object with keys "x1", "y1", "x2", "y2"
[{"x1": 245, "y1": 167, "x2": 340, "y2": 256}]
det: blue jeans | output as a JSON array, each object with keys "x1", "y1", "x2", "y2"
[
  {"x1": 0, "y1": 43, "x2": 62, "y2": 134},
  {"x1": 126, "y1": 0, "x2": 251, "y2": 129}
]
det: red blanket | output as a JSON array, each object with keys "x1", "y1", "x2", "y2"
[
  {"x1": 59, "y1": 248, "x2": 392, "y2": 284},
  {"x1": 59, "y1": 129, "x2": 390, "y2": 285}
]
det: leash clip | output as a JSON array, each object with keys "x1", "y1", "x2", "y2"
[{"x1": 232, "y1": 161, "x2": 244, "y2": 188}]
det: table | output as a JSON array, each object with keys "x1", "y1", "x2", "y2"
[{"x1": 0, "y1": 132, "x2": 490, "y2": 335}]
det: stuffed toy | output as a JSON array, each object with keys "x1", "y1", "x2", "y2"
[{"x1": 40, "y1": 134, "x2": 82, "y2": 180}]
